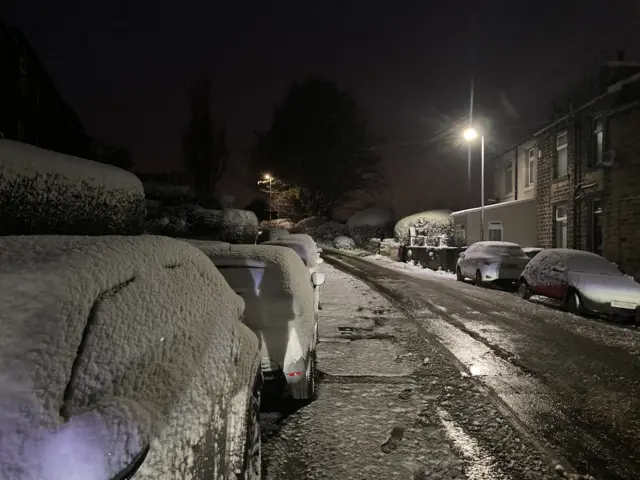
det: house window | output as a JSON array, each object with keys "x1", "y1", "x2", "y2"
[
  {"x1": 454, "y1": 224, "x2": 465, "y2": 246},
  {"x1": 555, "y1": 131, "x2": 568, "y2": 178},
  {"x1": 593, "y1": 119, "x2": 604, "y2": 166},
  {"x1": 527, "y1": 148, "x2": 535, "y2": 186},
  {"x1": 591, "y1": 199, "x2": 603, "y2": 255},
  {"x1": 554, "y1": 205, "x2": 568, "y2": 248},
  {"x1": 505, "y1": 160, "x2": 513, "y2": 193},
  {"x1": 488, "y1": 221, "x2": 503, "y2": 241}
]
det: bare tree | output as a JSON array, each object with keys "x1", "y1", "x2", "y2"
[{"x1": 181, "y1": 73, "x2": 227, "y2": 204}]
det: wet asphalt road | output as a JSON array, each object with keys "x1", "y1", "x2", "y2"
[{"x1": 323, "y1": 251, "x2": 640, "y2": 480}]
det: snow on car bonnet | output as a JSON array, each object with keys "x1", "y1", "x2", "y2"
[
  {"x1": 186, "y1": 242, "x2": 315, "y2": 323},
  {"x1": 0, "y1": 139, "x2": 146, "y2": 235},
  {"x1": 0, "y1": 235, "x2": 244, "y2": 479}
]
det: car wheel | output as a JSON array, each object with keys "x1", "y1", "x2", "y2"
[
  {"x1": 238, "y1": 374, "x2": 262, "y2": 480},
  {"x1": 305, "y1": 349, "x2": 318, "y2": 400},
  {"x1": 566, "y1": 290, "x2": 582, "y2": 314},
  {"x1": 456, "y1": 267, "x2": 464, "y2": 281},
  {"x1": 475, "y1": 269, "x2": 483, "y2": 285},
  {"x1": 518, "y1": 280, "x2": 531, "y2": 300}
]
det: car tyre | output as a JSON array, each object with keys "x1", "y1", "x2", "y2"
[
  {"x1": 474, "y1": 269, "x2": 483, "y2": 286},
  {"x1": 565, "y1": 289, "x2": 582, "y2": 314},
  {"x1": 238, "y1": 374, "x2": 262, "y2": 480},
  {"x1": 518, "y1": 280, "x2": 531, "y2": 300},
  {"x1": 456, "y1": 267, "x2": 464, "y2": 281}
]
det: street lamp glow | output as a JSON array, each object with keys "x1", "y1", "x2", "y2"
[
  {"x1": 463, "y1": 128, "x2": 478, "y2": 141},
  {"x1": 264, "y1": 173, "x2": 271, "y2": 180}
]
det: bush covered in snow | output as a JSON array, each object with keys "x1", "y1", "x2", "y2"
[
  {"x1": 346, "y1": 207, "x2": 394, "y2": 248},
  {"x1": 0, "y1": 140, "x2": 146, "y2": 235},
  {"x1": 259, "y1": 218, "x2": 295, "y2": 232},
  {"x1": 394, "y1": 210, "x2": 453, "y2": 245},
  {"x1": 190, "y1": 208, "x2": 258, "y2": 244},
  {"x1": 291, "y1": 216, "x2": 327, "y2": 233},
  {"x1": 307, "y1": 221, "x2": 349, "y2": 242},
  {"x1": 333, "y1": 235, "x2": 356, "y2": 250}
]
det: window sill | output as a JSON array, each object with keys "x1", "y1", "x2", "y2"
[
  {"x1": 552, "y1": 175, "x2": 569, "y2": 184},
  {"x1": 523, "y1": 184, "x2": 535, "y2": 192}
]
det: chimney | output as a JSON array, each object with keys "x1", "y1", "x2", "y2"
[{"x1": 617, "y1": 49, "x2": 625, "y2": 61}]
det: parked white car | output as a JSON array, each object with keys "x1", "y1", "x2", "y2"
[
  {"x1": 263, "y1": 233, "x2": 323, "y2": 312},
  {"x1": 188, "y1": 241, "x2": 324, "y2": 402},
  {"x1": 0, "y1": 235, "x2": 262, "y2": 479},
  {"x1": 457, "y1": 241, "x2": 530, "y2": 285}
]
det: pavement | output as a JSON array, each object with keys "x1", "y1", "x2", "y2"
[
  {"x1": 317, "y1": 250, "x2": 640, "y2": 480},
  {"x1": 261, "y1": 261, "x2": 575, "y2": 480}
]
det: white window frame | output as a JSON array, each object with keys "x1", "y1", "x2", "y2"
[
  {"x1": 555, "y1": 131, "x2": 568, "y2": 178},
  {"x1": 593, "y1": 118, "x2": 604, "y2": 166},
  {"x1": 554, "y1": 205, "x2": 568, "y2": 248},
  {"x1": 527, "y1": 148, "x2": 535, "y2": 186},
  {"x1": 488, "y1": 221, "x2": 503, "y2": 242},
  {"x1": 505, "y1": 160, "x2": 514, "y2": 193}
]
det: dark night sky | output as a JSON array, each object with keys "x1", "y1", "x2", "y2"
[{"x1": 4, "y1": 1, "x2": 640, "y2": 216}]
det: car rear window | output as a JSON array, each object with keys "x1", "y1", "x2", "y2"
[
  {"x1": 485, "y1": 245, "x2": 526, "y2": 256},
  {"x1": 565, "y1": 255, "x2": 623, "y2": 275}
]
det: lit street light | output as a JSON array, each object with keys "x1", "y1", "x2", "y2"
[
  {"x1": 464, "y1": 128, "x2": 485, "y2": 241},
  {"x1": 258, "y1": 173, "x2": 275, "y2": 220}
]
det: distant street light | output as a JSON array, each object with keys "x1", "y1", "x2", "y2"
[
  {"x1": 464, "y1": 128, "x2": 485, "y2": 241},
  {"x1": 258, "y1": 173, "x2": 275, "y2": 220}
]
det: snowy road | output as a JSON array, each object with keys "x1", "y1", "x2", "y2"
[
  {"x1": 321, "y1": 251, "x2": 640, "y2": 480},
  {"x1": 261, "y1": 263, "x2": 568, "y2": 480}
]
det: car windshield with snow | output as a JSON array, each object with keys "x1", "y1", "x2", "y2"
[
  {"x1": 519, "y1": 248, "x2": 640, "y2": 321},
  {"x1": 0, "y1": 235, "x2": 262, "y2": 479},
  {"x1": 187, "y1": 241, "x2": 323, "y2": 404},
  {"x1": 456, "y1": 241, "x2": 530, "y2": 285}
]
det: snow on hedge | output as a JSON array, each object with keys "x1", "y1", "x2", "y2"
[
  {"x1": 292, "y1": 216, "x2": 327, "y2": 233},
  {"x1": 187, "y1": 242, "x2": 315, "y2": 367},
  {"x1": 189, "y1": 208, "x2": 259, "y2": 243},
  {"x1": 394, "y1": 209, "x2": 453, "y2": 245},
  {"x1": 333, "y1": 235, "x2": 356, "y2": 250},
  {"x1": 0, "y1": 139, "x2": 146, "y2": 235},
  {"x1": 0, "y1": 235, "x2": 257, "y2": 479},
  {"x1": 259, "y1": 218, "x2": 295, "y2": 232},
  {"x1": 347, "y1": 207, "x2": 393, "y2": 228},
  {"x1": 307, "y1": 221, "x2": 349, "y2": 242}
]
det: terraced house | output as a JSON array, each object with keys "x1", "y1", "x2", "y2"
[{"x1": 534, "y1": 62, "x2": 640, "y2": 277}]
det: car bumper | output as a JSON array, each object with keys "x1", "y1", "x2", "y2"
[
  {"x1": 261, "y1": 356, "x2": 306, "y2": 385},
  {"x1": 580, "y1": 297, "x2": 640, "y2": 318},
  {"x1": 482, "y1": 267, "x2": 523, "y2": 282}
]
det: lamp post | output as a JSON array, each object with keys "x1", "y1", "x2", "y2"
[
  {"x1": 264, "y1": 174, "x2": 273, "y2": 220},
  {"x1": 463, "y1": 128, "x2": 485, "y2": 241}
]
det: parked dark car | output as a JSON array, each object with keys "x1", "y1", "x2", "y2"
[{"x1": 519, "y1": 248, "x2": 640, "y2": 321}]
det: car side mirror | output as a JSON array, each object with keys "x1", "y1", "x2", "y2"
[
  {"x1": 311, "y1": 272, "x2": 325, "y2": 287},
  {"x1": 317, "y1": 248, "x2": 323, "y2": 253},
  {"x1": 317, "y1": 257, "x2": 324, "y2": 264}
]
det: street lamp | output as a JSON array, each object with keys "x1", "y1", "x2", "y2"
[
  {"x1": 263, "y1": 174, "x2": 274, "y2": 220},
  {"x1": 464, "y1": 128, "x2": 485, "y2": 241}
]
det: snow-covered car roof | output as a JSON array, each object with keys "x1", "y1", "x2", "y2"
[
  {"x1": 472, "y1": 241, "x2": 522, "y2": 248},
  {"x1": 185, "y1": 242, "x2": 314, "y2": 315},
  {"x1": 546, "y1": 248, "x2": 620, "y2": 274},
  {"x1": 523, "y1": 247, "x2": 543, "y2": 253},
  {"x1": 0, "y1": 235, "x2": 246, "y2": 477}
]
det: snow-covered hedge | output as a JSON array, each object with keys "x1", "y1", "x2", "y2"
[
  {"x1": 291, "y1": 216, "x2": 327, "y2": 233},
  {"x1": 307, "y1": 221, "x2": 349, "y2": 242},
  {"x1": 394, "y1": 210, "x2": 453, "y2": 245},
  {"x1": 259, "y1": 218, "x2": 295, "y2": 232},
  {"x1": 333, "y1": 235, "x2": 356, "y2": 250},
  {"x1": 0, "y1": 140, "x2": 146, "y2": 235},
  {"x1": 0, "y1": 235, "x2": 256, "y2": 479},
  {"x1": 190, "y1": 208, "x2": 259, "y2": 244}
]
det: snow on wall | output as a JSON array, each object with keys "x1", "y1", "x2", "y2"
[
  {"x1": 0, "y1": 235, "x2": 256, "y2": 479},
  {"x1": 346, "y1": 207, "x2": 394, "y2": 228},
  {"x1": 0, "y1": 140, "x2": 146, "y2": 235}
]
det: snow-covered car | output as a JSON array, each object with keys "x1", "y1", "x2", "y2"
[
  {"x1": 187, "y1": 240, "x2": 323, "y2": 403},
  {"x1": 523, "y1": 247, "x2": 544, "y2": 259},
  {"x1": 262, "y1": 233, "x2": 323, "y2": 311},
  {"x1": 456, "y1": 241, "x2": 530, "y2": 285},
  {"x1": 518, "y1": 248, "x2": 640, "y2": 320},
  {"x1": 0, "y1": 235, "x2": 262, "y2": 479}
]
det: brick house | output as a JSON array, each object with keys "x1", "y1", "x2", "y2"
[
  {"x1": 0, "y1": 16, "x2": 90, "y2": 157},
  {"x1": 534, "y1": 64, "x2": 640, "y2": 276}
]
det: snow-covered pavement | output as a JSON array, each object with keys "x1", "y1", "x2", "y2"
[
  {"x1": 323, "y1": 251, "x2": 640, "y2": 480},
  {"x1": 261, "y1": 263, "x2": 564, "y2": 479}
]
